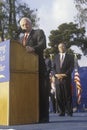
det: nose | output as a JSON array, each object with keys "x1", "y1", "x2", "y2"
[{"x1": 23, "y1": 24, "x2": 27, "y2": 28}]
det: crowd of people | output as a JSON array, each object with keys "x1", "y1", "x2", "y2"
[{"x1": 15, "y1": 17, "x2": 74, "y2": 123}]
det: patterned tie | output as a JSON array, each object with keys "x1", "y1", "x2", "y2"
[{"x1": 23, "y1": 34, "x2": 28, "y2": 46}]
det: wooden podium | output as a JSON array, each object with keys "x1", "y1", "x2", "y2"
[{"x1": 0, "y1": 40, "x2": 39, "y2": 125}]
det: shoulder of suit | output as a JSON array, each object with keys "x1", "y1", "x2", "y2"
[
  {"x1": 33, "y1": 29, "x2": 45, "y2": 34},
  {"x1": 30, "y1": 29, "x2": 45, "y2": 39},
  {"x1": 66, "y1": 53, "x2": 74, "y2": 59},
  {"x1": 54, "y1": 54, "x2": 59, "y2": 59}
]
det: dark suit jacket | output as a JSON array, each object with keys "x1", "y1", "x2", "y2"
[
  {"x1": 45, "y1": 58, "x2": 52, "y2": 75},
  {"x1": 53, "y1": 53, "x2": 74, "y2": 86},
  {"x1": 26, "y1": 29, "x2": 46, "y2": 55},
  {"x1": 20, "y1": 29, "x2": 47, "y2": 74}
]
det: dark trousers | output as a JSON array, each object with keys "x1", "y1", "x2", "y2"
[
  {"x1": 39, "y1": 73, "x2": 49, "y2": 122},
  {"x1": 50, "y1": 93, "x2": 56, "y2": 113},
  {"x1": 56, "y1": 81, "x2": 73, "y2": 114}
]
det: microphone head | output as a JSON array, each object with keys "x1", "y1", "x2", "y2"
[
  {"x1": 14, "y1": 27, "x2": 28, "y2": 40},
  {"x1": 16, "y1": 27, "x2": 27, "y2": 34}
]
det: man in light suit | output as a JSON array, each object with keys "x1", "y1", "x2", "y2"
[
  {"x1": 18, "y1": 17, "x2": 49, "y2": 123},
  {"x1": 53, "y1": 43, "x2": 74, "y2": 116}
]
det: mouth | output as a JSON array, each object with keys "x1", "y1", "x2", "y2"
[{"x1": 22, "y1": 29, "x2": 27, "y2": 33}]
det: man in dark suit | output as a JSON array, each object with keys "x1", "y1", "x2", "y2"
[
  {"x1": 19, "y1": 17, "x2": 49, "y2": 122},
  {"x1": 53, "y1": 43, "x2": 74, "y2": 116}
]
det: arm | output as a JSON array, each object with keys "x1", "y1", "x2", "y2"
[
  {"x1": 33, "y1": 29, "x2": 46, "y2": 53},
  {"x1": 65, "y1": 54, "x2": 74, "y2": 76},
  {"x1": 26, "y1": 29, "x2": 46, "y2": 54}
]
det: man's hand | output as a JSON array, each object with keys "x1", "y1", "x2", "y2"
[
  {"x1": 26, "y1": 46, "x2": 35, "y2": 53},
  {"x1": 55, "y1": 73, "x2": 67, "y2": 80},
  {"x1": 61, "y1": 74, "x2": 67, "y2": 77}
]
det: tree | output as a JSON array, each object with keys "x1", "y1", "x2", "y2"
[
  {"x1": 47, "y1": 22, "x2": 87, "y2": 56},
  {"x1": 0, "y1": 0, "x2": 39, "y2": 40},
  {"x1": 0, "y1": 0, "x2": 6, "y2": 41},
  {"x1": 74, "y1": 0, "x2": 87, "y2": 27}
]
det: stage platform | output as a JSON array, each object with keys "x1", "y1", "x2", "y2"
[{"x1": 0, "y1": 112, "x2": 87, "y2": 130}]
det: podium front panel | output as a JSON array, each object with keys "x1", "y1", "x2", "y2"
[
  {"x1": 10, "y1": 40, "x2": 38, "y2": 73},
  {"x1": 0, "y1": 40, "x2": 39, "y2": 125}
]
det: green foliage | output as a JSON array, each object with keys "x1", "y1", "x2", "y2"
[
  {"x1": 47, "y1": 22, "x2": 87, "y2": 57},
  {"x1": 74, "y1": 0, "x2": 87, "y2": 27},
  {"x1": 17, "y1": 3, "x2": 39, "y2": 28},
  {"x1": 0, "y1": 0, "x2": 39, "y2": 40}
]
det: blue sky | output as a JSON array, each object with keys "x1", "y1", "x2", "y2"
[{"x1": 21, "y1": 0, "x2": 87, "y2": 67}]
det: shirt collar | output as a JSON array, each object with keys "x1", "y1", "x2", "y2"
[{"x1": 60, "y1": 52, "x2": 66, "y2": 55}]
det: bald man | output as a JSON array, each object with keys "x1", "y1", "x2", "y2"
[
  {"x1": 53, "y1": 43, "x2": 74, "y2": 116},
  {"x1": 18, "y1": 17, "x2": 49, "y2": 123}
]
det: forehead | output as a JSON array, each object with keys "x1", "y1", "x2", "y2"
[
  {"x1": 58, "y1": 43, "x2": 65, "y2": 48},
  {"x1": 20, "y1": 19, "x2": 29, "y2": 24}
]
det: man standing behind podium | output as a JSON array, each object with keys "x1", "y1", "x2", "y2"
[{"x1": 19, "y1": 17, "x2": 49, "y2": 123}]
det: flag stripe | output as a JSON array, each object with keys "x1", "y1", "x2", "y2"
[{"x1": 74, "y1": 69, "x2": 82, "y2": 104}]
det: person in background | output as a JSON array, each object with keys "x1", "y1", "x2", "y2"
[
  {"x1": 44, "y1": 54, "x2": 52, "y2": 77},
  {"x1": 53, "y1": 42, "x2": 74, "y2": 116},
  {"x1": 18, "y1": 17, "x2": 49, "y2": 123},
  {"x1": 49, "y1": 73, "x2": 56, "y2": 113}
]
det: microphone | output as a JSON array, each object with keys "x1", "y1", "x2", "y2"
[
  {"x1": 16, "y1": 27, "x2": 26, "y2": 34},
  {"x1": 14, "y1": 27, "x2": 26, "y2": 39}
]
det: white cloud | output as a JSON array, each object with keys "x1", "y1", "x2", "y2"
[
  {"x1": 37, "y1": 0, "x2": 77, "y2": 42},
  {"x1": 78, "y1": 56, "x2": 87, "y2": 67},
  {"x1": 71, "y1": 45, "x2": 87, "y2": 67},
  {"x1": 52, "y1": 0, "x2": 76, "y2": 22},
  {"x1": 71, "y1": 45, "x2": 83, "y2": 55}
]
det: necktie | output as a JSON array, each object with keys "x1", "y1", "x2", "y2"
[
  {"x1": 23, "y1": 34, "x2": 28, "y2": 46},
  {"x1": 60, "y1": 54, "x2": 64, "y2": 68}
]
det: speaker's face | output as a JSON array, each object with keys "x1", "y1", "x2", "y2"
[{"x1": 20, "y1": 19, "x2": 32, "y2": 33}]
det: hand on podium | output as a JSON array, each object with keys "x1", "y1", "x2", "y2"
[{"x1": 26, "y1": 46, "x2": 35, "y2": 53}]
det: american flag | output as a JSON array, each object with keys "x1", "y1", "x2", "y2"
[
  {"x1": 74, "y1": 54, "x2": 82, "y2": 105},
  {"x1": 74, "y1": 69, "x2": 82, "y2": 104}
]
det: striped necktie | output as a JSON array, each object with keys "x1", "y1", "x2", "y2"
[{"x1": 23, "y1": 34, "x2": 28, "y2": 46}]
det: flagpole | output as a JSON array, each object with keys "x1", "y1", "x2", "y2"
[
  {"x1": 74, "y1": 54, "x2": 78, "y2": 70},
  {"x1": 74, "y1": 54, "x2": 78, "y2": 111}
]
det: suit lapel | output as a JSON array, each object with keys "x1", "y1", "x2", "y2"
[
  {"x1": 56, "y1": 54, "x2": 60, "y2": 67},
  {"x1": 27, "y1": 30, "x2": 33, "y2": 41}
]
